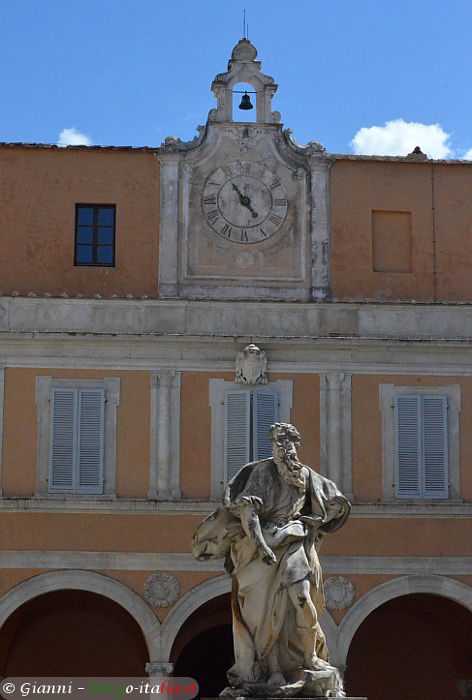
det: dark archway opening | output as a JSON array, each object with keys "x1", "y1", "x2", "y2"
[
  {"x1": 345, "y1": 593, "x2": 472, "y2": 700},
  {"x1": 0, "y1": 589, "x2": 148, "y2": 675},
  {"x1": 172, "y1": 594, "x2": 233, "y2": 698}
]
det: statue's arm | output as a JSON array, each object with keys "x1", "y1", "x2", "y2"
[{"x1": 237, "y1": 496, "x2": 276, "y2": 566}]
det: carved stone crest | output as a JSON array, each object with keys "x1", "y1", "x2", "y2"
[
  {"x1": 235, "y1": 344, "x2": 267, "y2": 384},
  {"x1": 144, "y1": 572, "x2": 180, "y2": 607},
  {"x1": 324, "y1": 575, "x2": 356, "y2": 610}
]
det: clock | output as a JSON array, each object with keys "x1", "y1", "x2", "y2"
[{"x1": 202, "y1": 161, "x2": 288, "y2": 244}]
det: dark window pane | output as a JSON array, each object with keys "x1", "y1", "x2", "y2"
[
  {"x1": 76, "y1": 245, "x2": 94, "y2": 263},
  {"x1": 97, "y1": 227, "x2": 114, "y2": 245},
  {"x1": 77, "y1": 226, "x2": 94, "y2": 244},
  {"x1": 98, "y1": 208, "x2": 115, "y2": 225},
  {"x1": 97, "y1": 246, "x2": 114, "y2": 264},
  {"x1": 77, "y1": 207, "x2": 94, "y2": 225}
]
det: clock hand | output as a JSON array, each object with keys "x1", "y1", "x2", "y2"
[
  {"x1": 232, "y1": 182, "x2": 258, "y2": 218},
  {"x1": 246, "y1": 202, "x2": 258, "y2": 218},
  {"x1": 232, "y1": 182, "x2": 243, "y2": 198}
]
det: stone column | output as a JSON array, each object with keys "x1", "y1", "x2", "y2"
[
  {"x1": 149, "y1": 371, "x2": 182, "y2": 500},
  {"x1": 158, "y1": 154, "x2": 180, "y2": 298},
  {"x1": 320, "y1": 372, "x2": 353, "y2": 500},
  {"x1": 0, "y1": 367, "x2": 4, "y2": 496},
  {"x1": 308, "y1": 157, "x2": 333, "y2": 301},
  {"x1": 0, "y1": 367, "x2": 5, "y2": 497},
  {"x1": 146, "y1": 662, "x2": 174, "y2": 680}
]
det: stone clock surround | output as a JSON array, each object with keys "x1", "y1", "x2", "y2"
[{"x1": 158, "y1": 39, "x2": 332, "y2": 302}]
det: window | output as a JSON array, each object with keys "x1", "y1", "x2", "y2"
[
  {"x1": 50, "y1": 387, "x2": 104, "y2": 494},
  {"x1": 395, "y1": 394, "x2": 448, "y2": 498},
  {"x1": 75, "y1": 204, "x2": 115, "y2": 266},
  {"x1": 36, "y1": 377, "x2": 120, "y2": 496},
  {"x1": 379, "y1": 384, "x2": 461, "y2": 501},
  {"x1": 209, "y1": 379, "x2": 292, "y2": 499}
]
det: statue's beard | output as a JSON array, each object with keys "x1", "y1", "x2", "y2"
[{"x1": 274, "y1": 449, "x2": 305, "y2": 493}]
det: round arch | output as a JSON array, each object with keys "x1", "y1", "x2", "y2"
[
  {"x1": 161, "y1": 575, "x2": 231, "y2": 660},
  {"x1": 0, "y1": 570, "x2": 161, "y2": 658},
  {"x1": 338, "y1": 574, "x2": 472, "y2": 665}
]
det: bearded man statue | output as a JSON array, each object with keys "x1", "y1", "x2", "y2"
[{"x1": 192, "y1": 423, "x2": 351, "y2": 698}]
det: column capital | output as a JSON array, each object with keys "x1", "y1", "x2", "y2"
[
  {"x1": 152, "y1": 370, "x2": 181, "y2": 389},
  {"x1": 146, "y1": 661, "x2": 174, "y2": 677}
]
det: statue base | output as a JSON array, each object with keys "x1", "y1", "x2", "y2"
[
  {"x1": 203, "y1": 697, "x2": 366, "y2": 699},
  {"x1": 220, "y1": 662, "x2": 350, "y2": 698}
]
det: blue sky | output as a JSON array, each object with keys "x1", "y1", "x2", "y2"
[{"x1": 1, "y1": 0, "x2": 472, "y2": 158}]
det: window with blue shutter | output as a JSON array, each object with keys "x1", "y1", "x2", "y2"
[
  {"x1": 395, "y1": 394, "x2": 448, "y2": 499},
  {"x1": 224, "y1": 389, "x2": 279, "y2": 483},
  {"x1": 50, "y1": 388, "x2": 105, "y2": 494}
]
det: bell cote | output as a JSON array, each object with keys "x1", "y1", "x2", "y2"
[{"x1": 208, "y1": 39, "x2": 281, "y2": 124}]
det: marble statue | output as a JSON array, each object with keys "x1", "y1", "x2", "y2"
[{"x1": 193, "y1": 423, "x2": 351, "y2": 698}]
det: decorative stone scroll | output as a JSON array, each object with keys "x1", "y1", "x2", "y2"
[{"x1": 144, "y1": 572, "x2": 180, "y2": 608}]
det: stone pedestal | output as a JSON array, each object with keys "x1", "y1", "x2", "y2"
[{"x1": 203, "y1": 697, "x2": 367, "y2": 700}]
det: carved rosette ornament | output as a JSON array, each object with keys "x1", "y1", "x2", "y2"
[
  {"x1": 144, "y1": 572, "x2": 180, "y2": 607},
  {"x1": 235, "y1": 344, "x2": 267, "y2": 384},
  {"x1": 324, "y1": 575, "x2": 356, "y2": 610}
]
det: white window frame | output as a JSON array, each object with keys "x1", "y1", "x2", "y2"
[
  {"x1": 209, "y1": 379, "x2": 292, "y2": 500},
  {"x1": 379, "y1": 384, "x2": 461, "y2": 501},
  {"x1": 36, "y1": 376, "x2": 120, "y2": 496}
]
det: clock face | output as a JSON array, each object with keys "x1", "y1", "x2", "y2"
[{"x1": 202, "y1": 161, "x2": 288, "y2": 244}]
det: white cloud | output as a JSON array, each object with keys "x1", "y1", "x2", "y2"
[
  {"x1": 463, "y1": 148, "x2": 472, "y2": 160},
  {"x1": 351, "y1": 119, "x2": 452, "y2": 159},
  {"x1": 57, "y1": 127, "x2": 92, "y2": 147}
]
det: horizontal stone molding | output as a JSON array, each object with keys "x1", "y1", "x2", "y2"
[
  {"x1": 0, "y1": 497, "x2": 470, "y2": 517},
  {"x1": 1, "y1": 551, "x2": 471, "y2": 575},
  {"x1": 2, "y1": 297, "x2": 472, "y2": 342}
]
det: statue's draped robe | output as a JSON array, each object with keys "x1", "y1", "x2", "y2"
[{"x1": 193, "y1": 459, "x2": 351, "y2": 685}]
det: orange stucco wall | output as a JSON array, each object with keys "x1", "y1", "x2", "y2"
[
  {"x1": 0, "y1": 512, "x2": 201, "y2": 551},
  {"x1": 330, "y1": 159, "x2": 472, "y2": 302},
  {"x1": 351, "y1": 374, "x2": 472, "y2": 502},
  {"x1": 330, "y1": 160, "x2": 435, "y2": 301},
  {"x1": 324, "y1": 516, "x2": 472, "y2": 557},
  {"x1": 0, "y1": 147, "x2": 159, "y2": 297},
  {"x1": 2, "y1": 367, "x2": 150, "y2": 498},
  {"x1": 434, "y1": 163, "x2": 472, "y2": 300}
]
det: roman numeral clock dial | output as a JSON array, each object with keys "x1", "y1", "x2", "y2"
[{"x1": 201, "y1": 161, "x2": 288, "y2": 243}]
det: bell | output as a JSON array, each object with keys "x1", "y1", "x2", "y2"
[{"x1": 239, "y1": 92, "x2": 253, "y2": 110}]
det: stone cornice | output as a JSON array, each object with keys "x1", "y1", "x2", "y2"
[
  {"x1": 1, "y1": 297, "x2": 472, "y2": 342},
  {"x1": 0, "y1": 497, "x2": 470, "y2": 517}
]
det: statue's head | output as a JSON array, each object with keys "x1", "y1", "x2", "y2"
[
  {"x1": 269, "y1": 423, "x2": 304, "y2": 490},
  {"x1": 269, "y1": 422, "x2": 301, "y2": 463}
]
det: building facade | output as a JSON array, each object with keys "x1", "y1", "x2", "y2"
[{"x1": 0, "y1": 39, "x2": 472, "y2": 699}]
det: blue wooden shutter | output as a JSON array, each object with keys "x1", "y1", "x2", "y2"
[
  {"x1": 77, "y1": 389, "x2": 105, "y2": 494},
  {"x1": 225, "y1": 391, "x2": 250, "y2": 482},
  {"x1": 422, "y1": 395, "x2": 448, "y2": 498},
  {"x1": 50, "y1": 389, "x2": 76, "y2": 492},
  {"x1": 253, "y1": 390, "x2": 279, "y2": 461},
  {"x1": 396, "y1": 394, "x2": 449, "y2": 499},
  {"x1": 395, "y1": 395, "x2": 421, "y2": 497}
]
